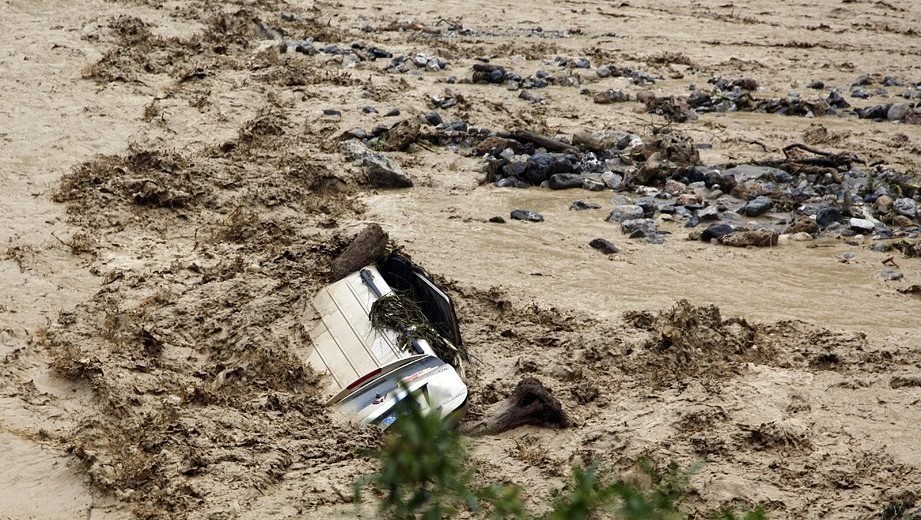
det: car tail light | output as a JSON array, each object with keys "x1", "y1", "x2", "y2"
[{"x1": 347, "y1": 368, "x2": 382, "y2": 390}]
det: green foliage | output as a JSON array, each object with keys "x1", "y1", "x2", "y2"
[
  {"x1": 354, "y1": 395, "x2": 477, "y2": 519},
  {"x1": 355, "y1": 394, "x2": 767, "y2": 520}
]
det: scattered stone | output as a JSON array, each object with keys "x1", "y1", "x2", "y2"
[
  {"x1": 881, "y1": 269, "x2": 903, "y2": 281},
  {"x1": 341, "y1": 128, "x2": 369, "y2": 140},
  {"x1": 906, "y1": 109, "x2": 921, "y2": 125},
  {"x1": 898, "y1": 285, "x2": 921, "y2": 296},
  {"x1": 323, "y1": 108, "x2": 342, "y2": 116},
  {"x1": 606, "y1": 205, "x2": 645, "y2": 223},
  {"x1": 495, "y1": 177, "x2": 529, "y2": 189},
  {"x1": 849, "y1": 217, "x2": 876, "y2": 233},
  {"x1": 789, "y1": 232, "x2": 814, "y2": 241},
  {"x1": 384, "y1": 108, "x2": 401, "y2": 117},
  {"x1": 700, "y1": 223, "x2": 735, "y2": 241},
  {"x1": 808, "y1": 80, "x2": 825, "y2": 89},
  {"x1": 511, "y1": 209, "x2": 544, "y2": 222},
  {"x1": 816, "y1": 207, "x2": 842, "y2": 227},
  {"x1": 785, "y1": 215, "x2": 819, "y2": 235},
  {"x1": 740, "y1": 196, "x2": 774, "y2": 217},
  {"x1": 548, "y1": 173, "x2": 584, "y2": 190},
  {"x1": 381, "y1": 118, "x2": 421, "y2": 151},
  {"x1": 424, "y1": 111, "x2": 443, "y2": 126},
  {"x1": 362, "y1": 153, "x2": 413, "y2": 188},
  {"x1": 719, "y1": 229, "x2": 779, "y2": 247},
  {"x1": 893, "y1": 198, "x2": 918, "y2": 219},
  {"x1": 620, "y1": 218, "x2": 659, "y2": 240},
  {"x1": 892, "y1": 215, "x2": 916, "y2": 227},
  {"x1": 570, "y1": 200, "x2": 601, "y2": 211},
  {"x1": 589, "y1": 238, "x2": 619, "y2": 254},
  {"x1": 601, "y1": 172, "x2": 623, "y2": 189},
  {"x1": 697, "y1": 206, "x2": 721, "y2": 222},
  {"x1": 888, "y1": 103, "x2": 912, "y2": 122},
  {"x1": 838, "y1": 252, "x2": 856, "y2": 263},
  {"x1": 593, "y1": 89, "x2": 628, "y2": 104},
  {"x1": 488, "y1": 216, "x2": 506, "y2": 223}
]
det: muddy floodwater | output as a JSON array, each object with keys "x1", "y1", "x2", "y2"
[{"x1": 2, "y1": 0, "x2": 921, "y2": 518}]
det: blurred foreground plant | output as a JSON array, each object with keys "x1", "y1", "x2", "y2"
[{"x1": 354, "y1": 394, "x2": 766, "y2": 520}]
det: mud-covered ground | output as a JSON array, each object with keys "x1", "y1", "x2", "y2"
[{"x1": 2, "y1": 0, "x2": 921, "y2": 518}]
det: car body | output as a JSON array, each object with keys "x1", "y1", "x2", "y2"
[{"x1": 306, "y1": 254, "x2": 468, "y2": 428}]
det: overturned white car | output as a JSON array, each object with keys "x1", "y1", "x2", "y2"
[{"x1": 306, "y1": 254, "x2": 468, "y2": 428}]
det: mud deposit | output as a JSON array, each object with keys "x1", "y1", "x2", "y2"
[{"x1": 2, "y1": 0, "x2": 921, "y2": 518}]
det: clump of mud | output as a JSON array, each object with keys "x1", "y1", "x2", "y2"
[{"x1": 625, "y1": 299, "x2": 767, "y2": 384}]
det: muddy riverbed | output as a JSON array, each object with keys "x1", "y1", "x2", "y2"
[{"x1": 2, "y1": 0, "x2": 921, "y2": 518}]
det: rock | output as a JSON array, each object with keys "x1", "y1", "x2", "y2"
[
  {"x1": 881, "y1": 269, "x2": 903, "y2": 281},
  {"x1": 892, "y1": 215, "x2": 916, "y2": 227},
  {"x1": 341, "y1": 128, "x2": 369, "y2": 141},
  {"x1": 596, "y1": 66, "x2": 611, "y2": 78},
  {"x1": 664, "y1": 179, "x2": 688, "y2": 195},
  {"x1": 323, "y1": 108, "x2": 342, "y2": 116},
  {"x1": 827, "y1": 91, "x2": 850, "y2": 108},
  {"x1": 340, "y1": 138, "x2": 370, "y2": 161},
  {"x1": 882, "y1": 76, "x2": 903, "y2": 87},
  {"x1": 511, "y1": 209, "x2": 544, "y2": 222},
  {"x1": 789, "y1": 232, "x2": 814, "y2": 241},
  {"x1": 676, "y1": 193, "x2": 701, "y2": 206},
  {"x1": 888, "y1": 103, "x2": 912, "y2": 121},
  {"x1": 875, "y1": 195, "x2": 894, "y2": 212},
  {"x1": 740, "y1": 196, "x2": 774, "y2": 217},
  {"x1": 722, "y1": 165, "x2": 782, "y2": 181},
  {"x1": 785, "y1": 215, "x2": 819, "y2": 235},
  {"x1": 697, "y1": 206, "x2": 721, "y2": 222},
  {"x1": 495, "y1": 177, "x2": 529, "y2": 189},
  {"x1": 719, "y1": 229, "x2": 779, "y2": 247},
  {"x1": 906, "y1": 109, "x2": 921, "y2": 125},
  {"x1": 593, "y1": 89, "x2": 628, "y2": 104},
  {"x1": 606, "y1": 205, "x2": 645, "y2": 223},
  {"x1": 582, "y1": 178, "x2": 606, "y2": 191},
  {"x1": 816, "y1": 207, "x2": 842, "y2": 227},
  {"x1": 589, "y1": 238, "x2": 619, "y2": 254},
  {"x1": 502, "y1": 155, "x2": 530, "y2": 178},
  {"x1": 488, "y1": 216, "x2": 506, "y2": 223},
  {"x1": 424, "y1": 111, "x2": 443, "y2": 126},
  {"x1": 700, "y1": 223, "x2": 734, "y2": 241},
  {"x1": 363, "y1": 153, "x2": 413, "y2": 188},
  {"x1": 849, "y1": 217, "x2": 876, "y2": 233},
  {"x1": 808, "y1": 80, "x2": 825, "y2": 89},
  {"x1": 526, "y1": 153, "x2": 576, "y2": 185},
  {"x1": 384, "y1": 108, "x2": 401, "y2": 117},
  {"x1": 570, "y1": 200, "x2": 601, "y2": 211},
  {"x1": 381, "y1": 118, "x2": 421, "y2": 151},
  {"x1": 687, "y1": 90, "x2": 712, "y2": 108},
  {"x1": 858, "y1": 104, "x2": 889, "y2": 120},
  {"x1": 620, "y1": 218, "x2": 658, "y2": 239},
  {"x1": 893, "y1": 198, "x2": 918, "y2": 218},
  {"x1": 548, "y1": 173, "x2": 584, "y2": 190},
  {"x1": 600, "y1": 172, "x2": 623, "y2": 189}
]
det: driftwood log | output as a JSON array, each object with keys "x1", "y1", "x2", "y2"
[
  {"x1": 329, "y1": 224, "x2": 389, "y2": 282},
  {"x1": 481, "y1": 377, "x2": 570, "y2": 434}
]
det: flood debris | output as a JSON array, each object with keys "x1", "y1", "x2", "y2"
[
  {"x1": 329, "y1": 223, "x2": 390, "y2": 282},
  {"x1": 482, "y1": 378, "x2": 570, "y2": 434}
]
